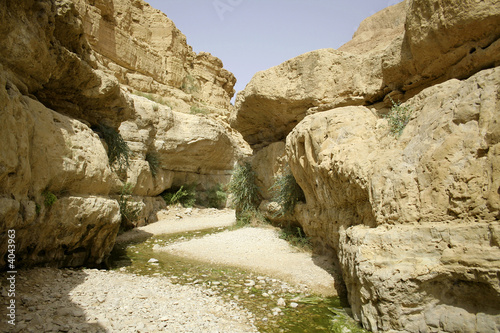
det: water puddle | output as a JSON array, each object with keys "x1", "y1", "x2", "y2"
[{"x1": 109, "y1": 227, "x2": 368, "y2": 333}]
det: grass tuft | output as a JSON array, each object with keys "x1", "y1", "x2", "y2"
[
  {"x1": 145, "y1": 152, "x2": 160, "y2": 178},
  {"x1": 228, "y1": 162, "x2": 262, "y2": 217},
  {"x1": 161, "y1": 185, "x2": 197, "y2": 208},
  {"x1": 94, "y1": 124, "x2": 131, "y2": 173},
  {"x1": 42, "y1": 190, "x2": 57, "y2": 208},
  {"x1": 270, "y1": 166, "x2": 305, "y2": 216},
  {"x1": 384, "y1": 96, "x2": 413, "y2": 137}
]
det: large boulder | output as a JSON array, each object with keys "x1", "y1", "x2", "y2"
[
  {"x1": 231, "y1": 48, "x2": 387, "y2": 149},
  {"x1": 119, "y1": 94, "x2": 250, "y2": 196},
  {"x1": 0, "y1": 0, "x2": 133, "y2": 126},
  {"x1": 382, "y1": 0, "x2": 500, "y2": 95},
  {"x1": 286, "y1": 67, "x2": 500, "y2": 332},
  {"x1": 0, "y1": 73, "x2": 121, "y2": 268}
]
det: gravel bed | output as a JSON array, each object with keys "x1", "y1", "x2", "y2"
[{"x1": 1, "y1": 268, "x2": 257, "y2": 333}]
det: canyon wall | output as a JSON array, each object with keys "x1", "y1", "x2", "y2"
[
  {"x1": 232, "y1": 0, "x2": 500, "y2": 332},
  {"x1": 0, "y1": 0, "x2": 248, "y2": 269}
]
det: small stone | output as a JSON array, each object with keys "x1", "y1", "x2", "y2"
[
  {"x1": 244, "y1": 280, "x2": 256, "y2": 287},
  {"x1": 277, "y1": 298, "x2": 286, "y2": 307},
  {"x1": 148, "y1": 258, "x2": 159, "y2": 263},
  {"x1": 290, "y1": 302, "x2": 299, "y2": 308}
]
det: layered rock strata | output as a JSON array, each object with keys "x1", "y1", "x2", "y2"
[
  {"x1": 0, "y1": 0, "x2": 246, "y2": 269},
  {"x1": 287, "y1": 68, "x2": 500, "y2": 331},
  {"x1": 74, "y1": 0, "x2": 236, "y2": 117},
  {"x1": 232, "y1": 0, "x2": 500, "y2": 331}
]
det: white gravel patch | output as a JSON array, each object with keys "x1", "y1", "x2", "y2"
[
  {"x1": 116, "y1": 208, "x2": 236, "y2": 243},
  {"x1": 157, "y1": 227, "x2": 337, "y2": 296},
  {"x1": 3, "y1": 268, "x2": 257, "y2": 333}
]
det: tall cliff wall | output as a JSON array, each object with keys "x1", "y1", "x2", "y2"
[
  {"x1": 0, "y1": 0, "x2": 249, "y2": 269},
  {"x1": 232, "y1": 0, "x2": 500, "y2": 332}
]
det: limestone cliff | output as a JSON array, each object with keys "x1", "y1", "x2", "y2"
[
  {"x1": 232, "y1": 0, "x2": 500, "y2": 332},
  {"x1": 0, "y1": 0, "x2": 248, "y2": 269},
  {"x1": 74, "y1": 0, "x2": 236, "y2": 117}
]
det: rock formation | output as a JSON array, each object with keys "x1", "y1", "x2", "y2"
[
  {"x1": 0, "y1": 0, "x2": 248, "y2": 269},
  {"x1": 232, "y1": 0, "x2": 500, "y2": 331}
]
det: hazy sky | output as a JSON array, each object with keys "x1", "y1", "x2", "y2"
[{"x1": 146, "y1": 0, "x2": 402, "y2": 99}]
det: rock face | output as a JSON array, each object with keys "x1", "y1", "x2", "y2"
[
  {"x1": 232, "y1": 0, "x2": 500, "y2": 332},
  {"x1": 287, "y1": 68, "x2": 500, "y2": 331},
  {"x1": 74, "y1": 0, "x2": 236, "y2": 117},
  {"x1": 0, "y1": 0, "x2": 247, "y2": 269}
]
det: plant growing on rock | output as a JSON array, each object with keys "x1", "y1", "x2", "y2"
[
  {"x1": 94, "y1": 124, "x2": 131, "y2": 173},
  {"x1": 205, "y1": 184, "x2": 228, "y2": 209},
  {"x1": 42, "y1": 190, "x2": 57, "y2": 208},
  {"x1": 181, "y1": 74, "x2": 199, "y2": 94},
  {"x1": 190, "y1": 105, "x2": 208, "y2": 115},
  {"x1": 145, "y1": 152, "x2": 160, "y2": 178},
  {"x1": 270, "y1": 167, "x2": 305, "y2": 216},
  {"x1": 228, "y1": 162, "x2": 262, "y2": 221},
  {"x1": 162, "y1": 185, "x2": 197, "y2": 207},
  {"x1": 278, "y1": 225, "x2": 311, "y2": 251},
  {"x1": 385, "y1": 96, "x2": 413, "y2": 137},
  {"x1": 118, "y1": 183, "x2": 141, "y2": 231}
]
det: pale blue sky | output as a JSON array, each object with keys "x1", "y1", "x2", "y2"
[{"x1": 146, "y1": 0, "x2": 402, "y2": 99}]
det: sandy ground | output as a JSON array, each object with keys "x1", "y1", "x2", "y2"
[
  {"x1": 119, "y1": 207, "x2": 337, "y2": 296},
  {"x1": 116, "y1": 207, "x2": 236, "y2": 243},
  {"x1": 158, "y1": 227, "x2": 337, "y2": 296}
]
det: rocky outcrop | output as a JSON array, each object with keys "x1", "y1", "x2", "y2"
[
  {"x1": 0, "y1": 0, "x2": 246, "y2": 269},
  {"x1": 74, "y1": 0, "x2": 236, "y2": 117},
  {"x1": 0, "y1": 71, "x2": 121, "y2": 267},
  {"x1": 232, "y1": 0, "x2": 500, "y2": 149},
  {"x1": 231, "y1": 0, "x2": 500, "y2": 332},
  {"x1": 287, "y1": 67, "x2": 500, "y2": 330},
  {"x1": 382, "y1": 0, "x2": 500, "y2": 96},
  {"x1": 0, "y1": 0, "x2": 133, "y2": 126},
  {"x1": 120, "y1": 95, "x2": 249, "y2": 197}
]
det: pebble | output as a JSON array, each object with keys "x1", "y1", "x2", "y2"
[{"x1": 2, "y1": 267, "x2": 258, "y2": 333}]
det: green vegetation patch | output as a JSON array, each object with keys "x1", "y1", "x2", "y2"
[
  {"x1": 385, "y1": 96, "x2": 413, "y2": 137},
  {"x1": 145, "y1": 152, "x2": 160, "y2": 178},
  {"x1": 228, "y1": 162, "x2": 262, "y2": 223},
  {"x1": 42, "y1": 190, "x2": 57, "y2": 208},
  {"x1": 190, "y1": 105, "x2": 209, "y2": 115},
  {"x1": 161, "y1": 185, "x2": 197, "y2": 208},
  {"x1": 94, "y1": 124, "x2": 131, "y2": 173},
  {"x1": 270, "y1": 166, "x2": 305, "y2": 216}
]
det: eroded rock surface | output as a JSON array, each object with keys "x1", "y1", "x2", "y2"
[
  {"x1": 0, "y1": 0, "x2": 246, "y2": 269},
  {"x1": 285, "y1": 67, "x2": 500, "y2": 331},
  {"x1": 231, "y1": 1, "x2": 500, "y2": 331}
]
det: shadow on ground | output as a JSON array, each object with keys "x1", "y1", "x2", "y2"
[{"x1": 0, "y1": 268, "x2": 106, "y2": 332}]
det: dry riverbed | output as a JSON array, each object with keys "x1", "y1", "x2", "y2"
[{"x1": 1, "y1": 208, "x2": 364, "y2": 333}]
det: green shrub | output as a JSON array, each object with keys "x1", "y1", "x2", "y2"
[
  {"x1": 162, "y1": 185, "x2": 196, "y2": 207},
  {"x1": 190, "y1": 105, "x2": 208, "y2": 115},
  {"x1": 119, "y1": 183, "x2": 141, "y2": 231},
  {"x1": 145, "y1": 152, "x2": 160, "y2": 178},
  {"x1": 94, "y1": 124, "x2": 131, "y2": 172},
  {"x1": 385, "y1": 96, "x2": 413, "y2": 137},
  {"x1": 42, "y1": 190, "x2": 57, "y2": 208},
  {"x1": 278, "y1": 225, "x2": 311, "y2": 250},
  {"x1": 228, "y1": 162, "x2": 262, "y2": 215},
  {"x1": 181, "y1": 75, "x2": 198, "y2": 94},
  {"x1": 270, "y1": 167, "x2": 305, "y2": 216},
  {"x1": 206, "y1": 184, "x2": 227, "y2": 209},
  {"x1": 133, "y1": 91, "x2": 169, "y2": 107}
]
